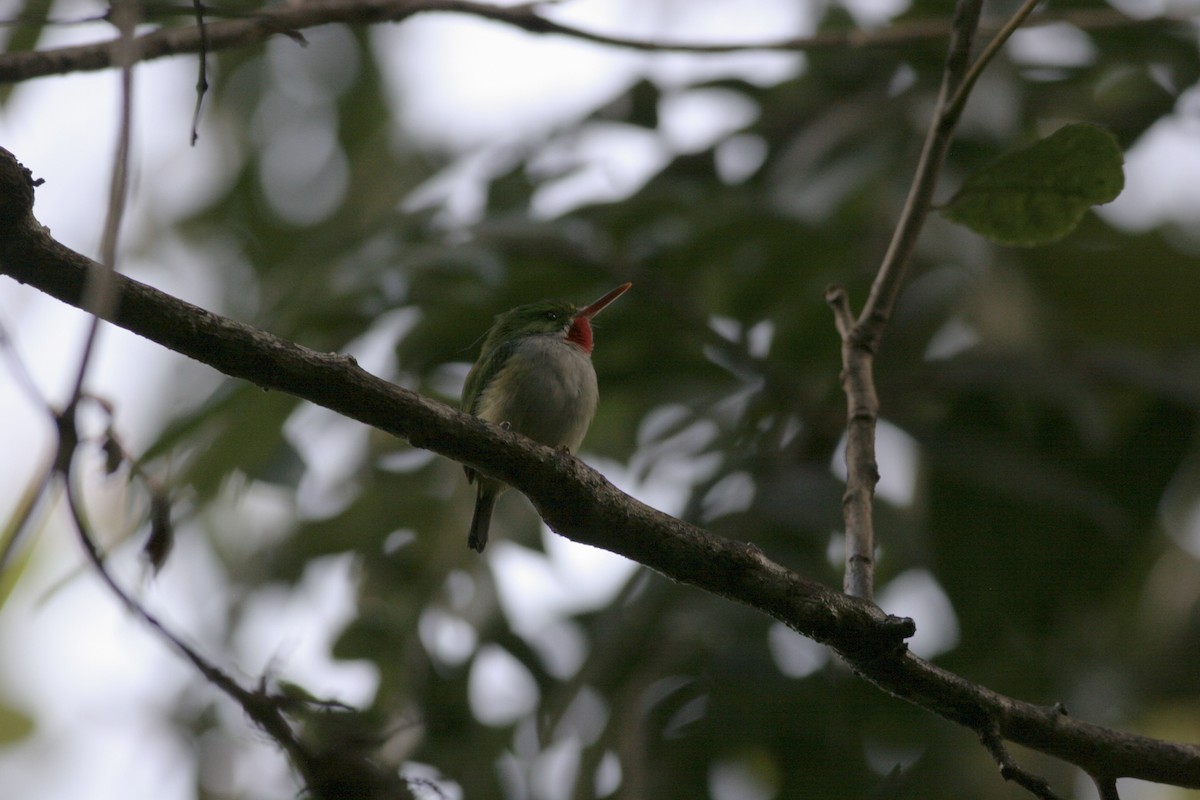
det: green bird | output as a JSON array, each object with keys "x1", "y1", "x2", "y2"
[{"x1": 461, "y1": 282, "x2": 632, "y2": 552}]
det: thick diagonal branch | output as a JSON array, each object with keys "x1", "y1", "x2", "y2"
[
  {"x1": 0, "y1": 146, "x2": 910, "y2": 663},
  {"x1": 2, "y1": 147, "x2": 1199, "y2": 790}
]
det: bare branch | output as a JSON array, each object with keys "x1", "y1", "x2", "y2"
[
  {"x1": 0, "y1": 2, "x2": 1169, "y2": 85},
  {"x1": 828, "y1": 0, "x2": 1052, "y2": 600},
  {"x1": 3, "y1": 146, "x2": 1200, "y2": 792},
  {"x1": 56, "y1": 439, "x2": 414, "y2": 799},
  {"x1": 823, "y1": 285, "x2": 854, "y2": 340},
  {"x1": 830, "y1": 0, "x2": 983, "y2": 600},
  {"x1": 0, "y1": 144, "x2": 912, "y2": 659},
  {"x1": 945, "y1": 0, "x2": 1044, "y2": 122},
  {"x1": 859, "y1": 0, "x2": 982, "y2": 348},
  {"x1": 67, "y1": 0, "x2": 137, "y2": 414}
]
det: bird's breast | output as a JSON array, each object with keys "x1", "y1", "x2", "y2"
[{"x1": 475, "y1": 335, "x2": 599, "y2": 452}]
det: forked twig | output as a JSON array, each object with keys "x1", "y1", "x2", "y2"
[
  {"x1": 827, "y1": 0, "x2": 985, "y2": 599},
  {"x1": 828, "y1": 0, "x2": 1047, "y2": 600}
]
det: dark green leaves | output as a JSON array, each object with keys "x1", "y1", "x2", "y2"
[{"x1": 942, "y1": 123, "x2": 1125, "y2": 246}]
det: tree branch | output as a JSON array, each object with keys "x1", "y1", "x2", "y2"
[
  {"x1": 55, "y1": 419, "x2": 415, "y2": 799},
  {"x1": 828, "y1": 0, "x2": 984, "y2": 600},
  {"x1": 827, "y1": 0, "x2": 1050, "y2": 602},
  {"x1": 0, "y1": 145, "x2": 912, "y2": 661},
  {"x1": 2, "y1": 147, "x2": 1199, "y2": 793},
  {"x1": 0, "y1": 1, "x2": 1166, "y2": 85},
  {"x1": 67, "y1": 0, "x2": 136, "y2": 414}
]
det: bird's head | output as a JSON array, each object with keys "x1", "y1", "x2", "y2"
[{"x1": 485, "y1": 283, "x2": 631, "y2": 355}]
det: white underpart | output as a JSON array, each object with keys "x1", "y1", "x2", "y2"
[{"x1": 476, "y1": 333, "x2": 599, "y2": 452}]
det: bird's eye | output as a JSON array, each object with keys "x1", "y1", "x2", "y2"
[{"x1": 544, "y1": 311, "x2": 558, "y2": 321}]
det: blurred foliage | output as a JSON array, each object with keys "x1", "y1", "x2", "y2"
[
  {"x1": 11, "y1": 1, "x2": 1200, "y2": 798},
  {"x1": 0, "y1": 701, "x2": 33, "y2": 746}
]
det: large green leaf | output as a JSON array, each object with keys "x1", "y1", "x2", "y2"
[{"x1": 942, "y1": 123, "x2": 1124, "y2": 246}]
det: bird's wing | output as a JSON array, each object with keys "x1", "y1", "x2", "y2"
[
  {"x1": 462, "y1": 337, "x2": 519, "y2": 415},
  {"x1": 462, "y1": 337, "x2": 520, "y2": 483}
]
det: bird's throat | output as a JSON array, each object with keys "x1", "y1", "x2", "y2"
[{"x1": 567, "y1": 316, "x2": 593, "y2": 353}]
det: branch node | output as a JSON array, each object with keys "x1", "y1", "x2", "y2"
[
  {"x1": 52, "y1": 403, "x2": 78, "y2": 475},
  {"x1": 825, "y1": 284, "x2": 854, "y2": 338},
  {"x1": 885, "y1": 614, "x2": 916, "y2": 642},
  {"x1": 1045, "y1": 701, "x2": 1069, "y2": 721}
]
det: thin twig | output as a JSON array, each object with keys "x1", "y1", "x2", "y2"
[
  {"x1": 57, "y1": 436, "x2": 416, "y2": 797},
  {"x1": 55, "y1": 453, "x2": 322, "y2": 790},
  {"x1": 50, "y1": 404, "x2": 414, "y2": 795},
  {"x1": 53, "y1": 0, "x2": 138, "y2": 593},
  {"x1": 979, "y1": 727, "x2": 1064, "y2": 800},
  {"x1": 0, "y1": 320, "x2": 49, "y2": 409},
  {"x1": 189, "y1": 0, "x2": 209, "y2": 145},
  {"x1": 858, "y1": 0, "x2": 981, "y2": 335},
  {"x1": 859, "y1": 0, "x2": 1049, "y2": 332},
  {"x1": 0, "y1": 319, "x2": 68, "y2": 573},
  {"x1": 945, "y1": 0, "x2": 1045, "y2": 122},
  {"x1": 0, "y1": 462, "x2": 56, "y2": 574},
  {"x1": 68, "y1": 0, "x2": 137, "y2": 406}
]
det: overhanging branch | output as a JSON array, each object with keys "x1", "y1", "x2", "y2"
[
  {"x1": 0, "y1": 146, "x2": 908, "y2": 661},
  {"x1": 1, "y1": 146, "x2": 1198, "y2": 791},
  {"x1": 0, "y1": 1, "x2": 1164, "y2": 85}
]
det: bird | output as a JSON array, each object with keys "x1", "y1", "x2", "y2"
[{"x1": 460, "y1": 282, "x2": 632, "y2": 552}]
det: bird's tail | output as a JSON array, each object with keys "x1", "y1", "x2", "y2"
[{"x1": 468, "y1": 484, "x2": 497, "y2": 552}]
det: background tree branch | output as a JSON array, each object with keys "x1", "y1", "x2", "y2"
[
  {"x1": 0, "y1": 0, "x2": 1164, "y2": 85},
  {"x1": 3, "y1": 145, "x2": 1200, "y2": 793},
  {"x1": 828, "y1": 0, "x2": 986, "y2": 601}
]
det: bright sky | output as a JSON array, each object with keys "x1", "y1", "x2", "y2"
[{"x1": 2, "y1": 2, "x2": 1200, "y2": 799}]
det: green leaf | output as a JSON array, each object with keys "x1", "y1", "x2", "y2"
[{"x1": 942, "y1": 123, "x2": 1125, "y2": 246}]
